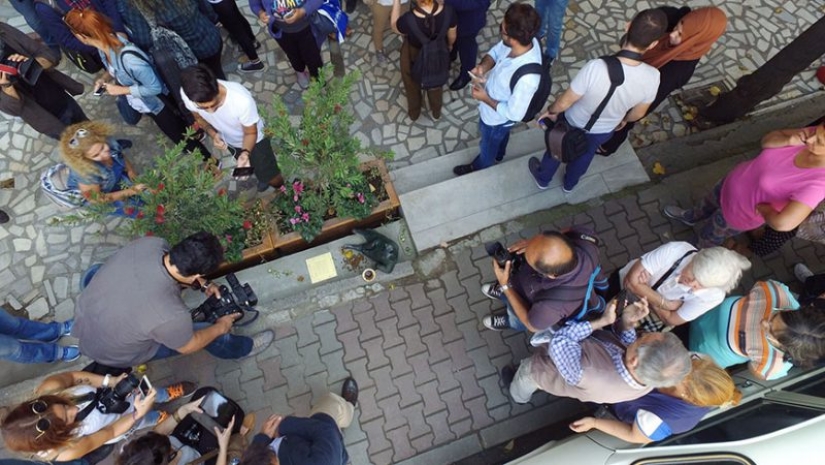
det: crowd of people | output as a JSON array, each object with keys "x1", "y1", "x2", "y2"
[{"x1": 3, "y1": 0, "x2": 825, "y2": 463}]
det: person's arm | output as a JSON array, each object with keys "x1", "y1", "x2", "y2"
[
  {"x1": 56, "y1": 389, "x2": 156, "y2": 461},
  {"x1": 35, "y1": 371, "x2": 122, "y2": 395},
  {"x1": 622, "y1": 102, "x2": 652, "y2": 125},
  {"x1": 236, "y1": 124, "x2": 258, "y2": 169},
  {"x1": 390, "y1": 0, "x2": 404, "y2": 34},
  {"x1": 213, "y1": 416, "x2": 236, "y2": 465},
  {"x1": 756, "y1": 200, "x2": 814, "y2": 232},
  {"x1": 174, "y1": 314, "x2": 238, "y2": 354},
  {"x1": 761, "y1": 127, "x2": 812, "y2": 149},
  {"x1": 153, "y1": 398, "x2": 204, "y2": 435},
  {"x1": 249, "y1": 0, "x2": 268, "y2": 22},
  {"x1": 550, "y1": 303, "x2": 616, "y2": 386},
  {"x1": 78, "y1": 181, "x2": 146, "y2": 203},
  {"x1": 447, "y1": 25, "x2": 457, "y2": 50},
  {"x1": 569, "y1": 416, "x2": 652, "y2": 444},
  {"x1": 538, "y1": 88, "x2": 583, "y2": 122},
  {"x1": 491, "y1": 258, "x2": 538, "y2": 333},
  {"x1": 106, "y1": 52, "x2": 163, "y2": 98}
]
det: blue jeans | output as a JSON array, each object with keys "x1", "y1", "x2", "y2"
[
  {"x1": 10, "y1": 0, "x2": 61, "y2": 56},
  {"x1": 535, "y1": 0, "x2": 569, "y2": 61},
  {"x1": 0, "y1": 308, "x2": 62, "y2": 363},
  {"x1": 471, "y1": 119, "x2": 513, "y2": 170},
  {"x1": 151, "y1": 323, "x2": 253, "y2": 360},
  {"x1": 535, "y1": 130, "x2": 614, "y2": 190}
]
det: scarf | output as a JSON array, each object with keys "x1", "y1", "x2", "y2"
[{"x1": 643, "y1": 6, "x2": 727, "y2": 69}]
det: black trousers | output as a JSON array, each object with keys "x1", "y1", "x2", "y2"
[
  {"x1": 199, "y1": 41, "x2": 227, "y2": 80},
  {"x1": 599, "y1": 59, "x2": 699, "y2": 155},
  {"x1": 450, "y1": 33, "x2": 480, "y2": 77},
  {"x1": 212, "y1": 0, "x2": 259, "y2": 61},
  {"x1": 749, "y1": 226, "x2": 798, "y2": 257},
  {"x1": 275, "y1": 25, "x2": 322, "y2": 77},
  {"x1": 150, "y1": 103, "x2": 211, "y2": 161}
]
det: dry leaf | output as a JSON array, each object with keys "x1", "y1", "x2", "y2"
[
  {"x1": 683, "y1": 113, "x2": 695, "y2": 121},
  {"x1": 709, "y1": 86, "x2": 722, "y2": 96},
  {"x1": 652, "y1": 162, "x2": 666, "y2": 175},
  {"x1": 504, "y1": 440, "x2": 515, "y2": 452}
]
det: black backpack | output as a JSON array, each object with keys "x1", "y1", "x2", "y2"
[
  {"x1": 405, "y1": 6, "x2": 452, "y2": 89},
  {"x1": 509, "y1": 50, "x2": 552, "y2": 122},
  {"x1": 33, "y1": 0, "x2": 104, "y2": 74}
]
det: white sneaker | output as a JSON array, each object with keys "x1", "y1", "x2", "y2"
[
  {"x1": 794, "y1": 263, "x2": 814, "y2": 283},
  {"x1": 296, "y1": 70, "x2": 310, "y2": 90},
  {"x1": 243, "y1": 330, "x2": 275, "y2": 359}
]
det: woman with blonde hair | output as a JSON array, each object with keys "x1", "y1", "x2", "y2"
[
  {"x1": 569, "y1": 355, "x2": 741, "y2": 444},
  {"x1": 48, "y1": 121, "x2": 145, "y2": 216},
  {"x1": 63, "y1": 8, "x2": 211, "y2": 162}
]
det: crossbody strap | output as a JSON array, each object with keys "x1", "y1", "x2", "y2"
[
  {"x1": 651, "y1": 249, "x2": 697, "y2": 291},
  {"x1": 584, "y1": 55, "x2": 625, "y2": 131}
]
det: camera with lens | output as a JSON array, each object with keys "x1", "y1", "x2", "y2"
[
  {"x1": 96, "y1": 373, "x2": 140, "y2": 415},
  {"x1": 0, "y1": 42, "x2": 43, "y2": 86},
  {"x1": 190, "y1": 273, "x2": 258, "y2": 326},
  {"x1": 485, "y1": 242, "x2": 523, "y2": 273}
]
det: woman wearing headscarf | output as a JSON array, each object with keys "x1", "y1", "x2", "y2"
[{"x1": 597, "y1": 6, "x2": 727, "y2": 156}]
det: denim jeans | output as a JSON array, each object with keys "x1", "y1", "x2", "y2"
[
  {"x1": 10, "y1": 0, "x2": 61, "y2": 56},
  {"x1": 471, "y1": 119, "x2": 513, "y2": 170},
  {"x1": 534, "y1": 0, "x2": 569, "y2": 61},
  {"x1": 151, "y1": 323, "x2": 253, "y2": 360},
  {"x1": 535, "y1": 130, "x2": 613, "y2": 190},
  {"x1": 0, "y1": 308, "x2": 62, "y2": 363}
]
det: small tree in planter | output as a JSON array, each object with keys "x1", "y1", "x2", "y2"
[
  {"x1": 265, "y1": 65, "x2": 392, "y2": 242},
  {"x1": 53, "y1": 141, "x2": 274, "y2": 263}
]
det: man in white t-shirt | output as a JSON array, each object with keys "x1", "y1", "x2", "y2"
[
  {"x1": 180, "y1": 65, "x2": 283, "y2": 192},
  {"x1": 529, "y1": 8, "x2": 666, "y2": 192}
]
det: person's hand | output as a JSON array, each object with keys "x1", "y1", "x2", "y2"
[
  {"x1": 470, "y1": 82, "x2": 489, "y2": 102},
  {"x1": 131, "y1": 183, "x2": 147, "y2": 193},
  {"x1": 569, "y1": 417, "x2": 597, "y2": 433},
  {"x1": 215, "y1": 313, "x2": 241, "y2": 334},
  {"x1": 236, "y1": 151, "x2": 251, "y2": 168},
  {"x1": 261, "y1": 414, "x2": 283, "y2": 438},
  {"x1": 214, "y1": 415, "x2": 235, "y2": 451},
  {"x1": 132, "y1": 387, "x2": 157, "y2": 419},
  {"x1": 5, "y1": 53, "x2": 29, "y2": 64},
  {"x1": 621, "y1": 297, "x2": 650, "y2": 329},
  {"x1": 205, "y1": 283, "x2": 221, "y2": 299},
  {"x1": 104, "y1": 84, "x2": 129, "y2": 96},
  {"x1": 614, "y1": 120, "x2": 628, "y2": 132},
  {"x1": 593, "y1": 298, "x2": 618, "y2": 330},
  {"x1": 492, "y1": 258, "x2": 511, "y2": 287},
  {"x1": 0, "y1": 71, "x2": 11, "y2": 87},
  {"x1": 470, "y1": 64, "x2": 485, "y2": 78},
  {"x1": 212, "y1": 133, "x2": 228, "y2": 150},
  {"x1": 508, "y1": 239, "x2": 529, "y2": 255},
  {"x1": 283, "y1": 8, "x2": 305, "y2": 24},
  {"x1": 176, "y1": 397, "x2": 204, "y2": 419},
  {"x1": 94, "y1": 78, "x2": 108, "y2": 90},
  {"x1": 258, "y1": 10, "x2": 270, "y2": 24}
]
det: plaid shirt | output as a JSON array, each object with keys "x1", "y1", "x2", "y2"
[
  {"x1": 550, "y1": 321, "x2": 641, "y2": 388},
  {"x1": 116, "y1": 0, "x2": 221, "y2": 59}
]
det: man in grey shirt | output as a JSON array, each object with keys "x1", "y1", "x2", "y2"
[{"x1": 73, "y1": 232, "x2": 273, "y2": 368}]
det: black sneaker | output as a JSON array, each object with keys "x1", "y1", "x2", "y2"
[
  {"x1": 453, "y1": 164, "x2": 474, "y2": 176},
  {"x1": 500, "y1": 365, "x2": 516, "y2": 388},
  {"x1": 481, "y1": 282, "x2": 504, "y2": 300},
  {"x1": 238, "y1": 60, "x2": 265, "y2": 72},
  {"x1": 483, "y1": 314, "x2": 510, "y2": 331}
]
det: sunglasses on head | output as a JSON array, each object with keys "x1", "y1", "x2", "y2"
[
  {"x1": 69, "y1": 128, "x2": 89, "y2": 148},
  {"x1": 30, "y1": 400, "x2": 50, "y2": 441}
]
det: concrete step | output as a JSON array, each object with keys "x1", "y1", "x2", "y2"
[
  {"x1": 391, "y1": 126, "x2": 545, "y2": 195},
  {"x1": 399, "y1": 139, "x2": 649, "y2": 251}
]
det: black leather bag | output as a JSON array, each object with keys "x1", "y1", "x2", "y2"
[{"x1": 543, "y1": 117, "x2": 589, "y2": 163}]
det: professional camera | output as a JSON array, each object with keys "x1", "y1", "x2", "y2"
[
  {"x1": 96, "y1": 373, "x2": 140, "y2": 415},
  {"x1": 0, "y1": 42, "x2": 43, "y2": 86},
  {"x1": 485, "y1": 242, "x2": 523, "y2": 272},
  {"x1": 190, "y1": 273, "x2": 259, "y2": 327}
]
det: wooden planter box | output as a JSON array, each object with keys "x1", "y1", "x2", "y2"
[{"x1": 213, "y1": 159, "x2": 400, "y2": 276}]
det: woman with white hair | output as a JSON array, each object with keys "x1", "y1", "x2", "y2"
[{"x1": 617, "y1": 241, "x2": 751, "y2": 328}]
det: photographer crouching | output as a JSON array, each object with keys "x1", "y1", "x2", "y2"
[
  {"x1": 0, "y1": 22, "x2": 88, "y2": 140},
  {"x1": 73, "y1": 232, "x2": 273, "y2": 370},
  {"x1": 0, "y1": 370, "x2": 196, "y2": 463}
]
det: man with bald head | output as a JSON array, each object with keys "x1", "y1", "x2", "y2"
[{"x1": 481, "y1": 228, "x2": 604, "y2": 332}]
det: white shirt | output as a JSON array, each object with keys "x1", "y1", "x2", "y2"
[
  {"x1": 619, "y1": 241, "x2": 724, "y2": 322},
  {"x1": 479, "y1": 38, "x2": 542, "y2": 126},
  {"x1": 565, "y1": 58, "x2": 659, "y2": 134},
  {"x1": 181, "y1": 80, "x2": 264, "y2": 148}
]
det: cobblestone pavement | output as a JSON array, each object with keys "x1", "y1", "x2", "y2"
[{"x1": 2, "y1": 0, "x2": 825, "y2": 463}]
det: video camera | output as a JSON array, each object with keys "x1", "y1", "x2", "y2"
[
  {"x1": 95, "y1": 373, "x2": 140, "y2": 415},
  {"x1": 0, "y1": 41, "x2": 43, "y2": 86},
  {"x1": 190, "y1": 273, "x2": 259, "y2": 327}
]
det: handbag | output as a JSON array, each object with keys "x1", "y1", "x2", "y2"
[
  {"x1": 543, "y1": 53, "x2": 629, "y2": 163},
  {"x1": 116, "y1": 95, "x2": 142, "y2": 125}
]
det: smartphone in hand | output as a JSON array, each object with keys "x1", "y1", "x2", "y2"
[
  {"x1": 232, "y1": 166, "x2": 255, "y2": 178},
  {"x1": 138, "y1": 376, "x2": 153, "y2": 397},
  {"x1": 93, "y1": 85, "x2": 106, "y2": 96}
]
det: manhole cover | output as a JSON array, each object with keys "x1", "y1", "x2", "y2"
[{"x1": 671, "y1": 80, "x2": 732, "y2": 130}]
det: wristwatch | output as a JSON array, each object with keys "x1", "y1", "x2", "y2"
[
  {"x1": 500, "y1": 283, "x2": 511, "y2": 292},
  {"x1": 102, "y1": 374, "x2": 111, "y2": 387}
]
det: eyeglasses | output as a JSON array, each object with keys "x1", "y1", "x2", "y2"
[
  {"x1": 30, "y1": 400, "x2": 50, "y2": 441},
  {"x1": 68, "y1": 128, "x2": 89, "y2": 148}
]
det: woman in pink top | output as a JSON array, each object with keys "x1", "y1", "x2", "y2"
[{"x1": 662, "y1": 124, "x2": 825, "y2": 250}]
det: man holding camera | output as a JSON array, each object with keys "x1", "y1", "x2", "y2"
[
  {"x1": 481, "y1": 228, "x2": 604, "y2": 333},
  {"x1": 0, "y1": 22, "x2": 88, "y2": 140},
  {"x1": 73, "y1": 232, "x2": 274, "y2": 369}
]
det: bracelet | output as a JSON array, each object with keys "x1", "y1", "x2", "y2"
[
  {"x1": 660, "y1": 296, "x2": 665, "y2": 308},
  {"x1": 102, "y1": 374, "x2": 111, "y2": 388},
  {"x1": 500, "y1": 283, "x2": 511, "y2": 292}
]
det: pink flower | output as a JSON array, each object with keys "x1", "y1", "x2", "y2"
[
  {"x1": 293, "y1": 181, "x2": 304, "y2": 195},
  {"x1": 356, "y1": 193, "x2": 365, "y2": 204},
  {"x1": 225, "y1": 235, "x2": 233, "y2": 243},
  {"x1": 243, "y1": 220, "x2": 253, "y2": 230},
  {"x1": 294, "y1": 205, "x2": 302, "y2": 213},
  {"x1": 301, "y1": 212, "x2": 310, "y2": 221},
  {"x1": 293, "y1": 195, "x2": 299, "y2": 202},
  {"x1": 279, "y1": 185, "x2": 287, "y2": 193},
  {"x1": 289, "y1": 218, "x2": 299, "y2": 225}
]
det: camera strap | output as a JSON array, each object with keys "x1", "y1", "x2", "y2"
[
  {"x1": 651, "y1": 250, "x2": 697, "y2": 291},
  {"x1": 74, "y1": 390, "x2": 101, "y2": 422}
]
